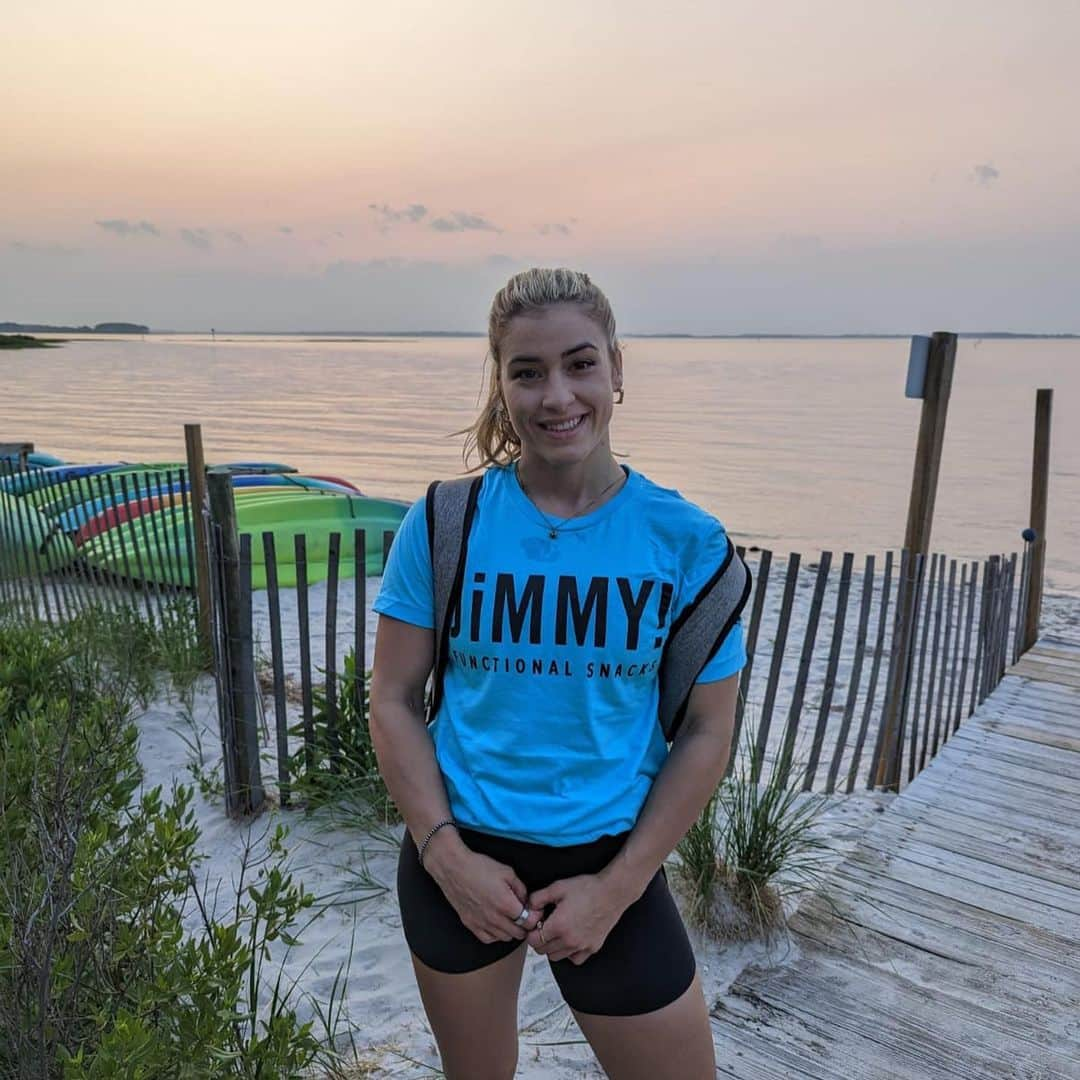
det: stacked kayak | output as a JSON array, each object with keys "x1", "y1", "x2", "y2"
[
  {"x1": 0, "y1": 457, "x2": 406, "y2": 590},
  {"x1": 0, "y1": 492, "x2": 77, "y2": 575},
  {"x1": 79, "y1": 488, "x2": 405, "y2": 587}
]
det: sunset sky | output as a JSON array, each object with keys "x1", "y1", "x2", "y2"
[{"x1": 5, "y1": 1, "x2": 1079, "y2": 332}]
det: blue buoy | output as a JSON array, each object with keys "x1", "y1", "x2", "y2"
[{"x1": 1022, "y1": 527, "x2": 1037, "y2": 542}]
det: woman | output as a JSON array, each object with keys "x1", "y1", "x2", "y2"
[{"x1": 370, "y1": 267, "x2": 747, "y2": 1079}]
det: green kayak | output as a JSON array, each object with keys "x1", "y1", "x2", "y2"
[
  {"x1": 80, "y1": 491, "x2": 407, "y2": 589},
  {"x1": 0, "y1": 493, "x2": 77, "y2": 576}
]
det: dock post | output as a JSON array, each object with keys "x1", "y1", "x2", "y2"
[
  {"x1": 207, "y1": 467, "x2": 265, "y2": 815},
  {"x1": 876, "y1": 331, "x2": 956, "y2": 790},
  {"x1": 1021, "y1": 389, "x2": 1052, "y2": 655}
]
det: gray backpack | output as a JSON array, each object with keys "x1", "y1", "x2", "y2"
[{"x1": 425, "y1": 473, "x2": 751, "y2": 741}]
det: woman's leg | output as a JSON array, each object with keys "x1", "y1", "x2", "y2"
[
  {"x1": 411, "y1": 945, "x2": 528, "y2": 1080},
  {"x1": 571, "y1": 972, "x2": 715, "y2": 1080}
]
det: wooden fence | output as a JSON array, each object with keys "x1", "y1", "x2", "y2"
[
  {"x1": 0, "y1": 454, "x2": 1036, "y2": 814},
  {"x1": 0, "y1": 457, "x2": 197, "y2": 628}
]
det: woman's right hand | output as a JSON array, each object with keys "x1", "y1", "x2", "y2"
[{"x1": 424, "y1": 838, "x2": 542, "y2": 944}]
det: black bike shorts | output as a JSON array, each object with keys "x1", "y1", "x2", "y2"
[{"x1": 397, "y1": 825, "x2": 696, "y2": 1017}]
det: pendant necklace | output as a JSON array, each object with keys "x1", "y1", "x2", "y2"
[{"x1": 517, "y1": 467, "x2": 627, "y2": 540}]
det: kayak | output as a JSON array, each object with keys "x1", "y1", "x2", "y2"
[
  {"x1": 65, "y1": 474, "x2": 359, "y2": 537},
  {"x1": 80, "y1": 491, "x2": 408, "y2": 588},
  {"x1": 0, "y1": 492, "x2": 77, "y2": 575}
]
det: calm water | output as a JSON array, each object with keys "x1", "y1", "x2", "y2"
[{"x1": 4, "y1": 334, "x2": 1078, "y2": 594}]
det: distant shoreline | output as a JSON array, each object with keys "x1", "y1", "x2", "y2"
[{"x1": 6, "y1": 324, "x2": 1078, "y2": 341}]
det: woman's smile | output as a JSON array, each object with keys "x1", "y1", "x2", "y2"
[{"x1": 537, "y1": 413, "x2": 589, "y2": 438}]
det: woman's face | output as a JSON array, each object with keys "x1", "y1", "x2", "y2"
[{"x1": 498, "y1": 303, "x2": 623, "y2": 473}]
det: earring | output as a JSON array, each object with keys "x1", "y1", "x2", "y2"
[{"x1": 614, "y1": 387, "x2": 624, "y2": 405}]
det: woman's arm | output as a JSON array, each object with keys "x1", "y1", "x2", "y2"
[
  {"x1": 526, "y1": 673, "x2": 738, "y2": 963},
  {"x1": 369, "y1": 614, "x2": 542, "y2": 943}
]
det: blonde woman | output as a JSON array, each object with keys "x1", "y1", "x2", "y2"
[{"x1": 370, "y1": 268, "x2": 748, "y2": 1079}]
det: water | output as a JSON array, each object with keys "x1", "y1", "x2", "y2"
[{"x1": 4, "y1": 334, "x2": 1078, "y2": 594}]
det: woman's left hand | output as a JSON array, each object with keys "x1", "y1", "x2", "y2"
[{"x1": 524, "y1": 873, "x2": 632, "y2": 965}]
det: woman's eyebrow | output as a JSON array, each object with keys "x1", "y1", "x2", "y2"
[{"x1": 508, "y1": 342, "x2": 598, "y2": 364}]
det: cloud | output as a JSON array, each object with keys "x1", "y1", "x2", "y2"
[
  {"x1": 368, "y1": 203, "x2": 428, "y2": 230},
  {"x1": 95, "y1": 218, "x2": 159, "y2": 238},
  {"x1": 222, "y1": 230, "x2": 245, "y2": 245},
  {"x1": 537, "y1": 222, "x2": 572, "y2": 236},
  {"x1": 429, "y1": 211, "x2": 500, "y2": 233},
  {"x1": 279, "y1": 225, "x2": 293, "y2": 235},
  {"x1": 972, "y1": 163, "x2": 1000, "y2": 186},
  {"x1": 10, "y1": 241, "x2": 81, "y2": 256},
  {"x1": 180, "y1": 227, "x2": 212, "y2": 250}
]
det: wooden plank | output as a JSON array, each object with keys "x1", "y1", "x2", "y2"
[
  {"x1": 1009, "y1": 660, "x2": 1080, "y2": 688},
  {"x1": 904, "y1": 755, "x2": 1080, "y2": 817},
  {"x1": 729, "y1": 948, "x2": 1056, "y2": 1080},
  {"x1": 754, "y1": 552, "x2": 800, "y2": 782},
  {"x1": 908, "y1": 551, "x2": 939, "y2": 781},
  {"x1": 862, "y1": 814, "x2": 1080, "y2": 895},
  {"x1": 826, "y1": 553, "x2": 874, "y2": 794},
  {"x1": 847, "y1": 550, "x2": 893, "y2": 793},
  {"x1": 945, "y1": 725, "x2": 1080, "y2": 779},
  {"x1": 788, "y1": 907, "x2": 1080, "y2": 1052},
  {"x1": 732, "y1": 548, "x2": 771, "y2": 776},
  {"x1": 262, "y1": 532, "x2": 290, "y2": 807},
  {"x1": 929, "y1": 557, "x2": 957, "y2": 758},
  {"x1": 885, "y1": 798, "x2": 1080, "y2": 876},
  {"x1": 295, "y1": 534, "x2": 315, "y2": 774},
  {"x1": 840, "y1": 847, "x2": 1080, "y2": 936},
  {"x1": 805, "y1": 551, "x2": 852, "y2": 790},
  {"x1": 354, "y1": 528, "x2": 367, "y2": 723},
  {"x1": 711, "y1": 1004, "x2": 860, "y2": 1080},
  {"x1": 823, "y1": 858, "x2": 1080, "y2": 979},
  {"x1": 325, "y1": 530, "x2": 342, "y2": 772}
]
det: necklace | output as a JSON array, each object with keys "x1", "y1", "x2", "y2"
[{"x1": 517, "y1": 467, "x2": 627, "y2": 539}]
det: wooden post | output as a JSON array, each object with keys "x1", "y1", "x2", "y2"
[
  {"x1": 184, "y1": 424, "x2": 214, "y2": 661},
  {"x1": 876, "y1": 332, "x2": 956, "y2": 789},
  {"x1": 0, "y1": 443, "x2": 33, "y2": 468},
  {"x1": 1021, "y1": 389, "x2": 1052, "y2": 655},
  {"x1": 207, "y1": 467, "x2": 264, "y2": 815}
]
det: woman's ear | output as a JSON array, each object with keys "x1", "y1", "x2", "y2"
[{"x1": 611, "y1": 347, "x2": 624, "y2": 391}]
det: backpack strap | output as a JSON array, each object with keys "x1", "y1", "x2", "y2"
[
  {"x1": 426, "y1": 473, "x2": 484, "y2": 723},
  {"x1": 658, "y1": 538, "x2": 753, "y2": 742}
]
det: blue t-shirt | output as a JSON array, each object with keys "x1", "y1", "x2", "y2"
[{"x1": 373, "y1": 463, "x2": 746, "y2": 846}]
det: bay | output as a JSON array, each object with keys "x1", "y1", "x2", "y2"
[{"x1": 3, "y1": 334, "x2": 1077, "y2": 595}]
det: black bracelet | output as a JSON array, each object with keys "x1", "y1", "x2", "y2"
[{"x1": 417, "y1": 819, "x2": 457, "y2": 868}]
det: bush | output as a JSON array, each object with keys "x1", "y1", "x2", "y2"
[{"x1": 0, "y1": 617, "x2": 349, "y2": 1078}]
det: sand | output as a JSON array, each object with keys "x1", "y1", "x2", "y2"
[{"x1": 132, "y1": 571, "x2": 1079, "y2": 1076}]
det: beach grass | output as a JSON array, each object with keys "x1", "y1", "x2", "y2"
[{"x1": 675, "y1": 716, "x2": 832, "y2": 941}]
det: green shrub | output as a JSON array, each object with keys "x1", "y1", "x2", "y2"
[{"x1": 0, "y1": 618, "x2": 351, "y2": 1078}]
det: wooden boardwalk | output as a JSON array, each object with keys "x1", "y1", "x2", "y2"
[{"x1": 713, "y1": 636, "x2": 1080, "y2": 1080}]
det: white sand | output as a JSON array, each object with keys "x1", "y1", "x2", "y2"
[
  {"x1": 137, "y1": 679, "x2": 894, "y2": 1077},
  {"x1": 132, "y1": 571, "x2": 1079, "y2": 1076}
]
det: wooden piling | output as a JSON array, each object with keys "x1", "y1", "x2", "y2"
[
  {"x1": 1021, "y1": 389, "x2": 1052, "y2": 655},
  {"x1": 877, "y1": 332, "x2": 957, "y2": 789},
  {"x1": 207, "y1": 467, "x2": 264, "y2": 815}
]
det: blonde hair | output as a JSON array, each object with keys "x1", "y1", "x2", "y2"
[{"x1": 461, "y1": 267, "x2": 620, "y2": 469}]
